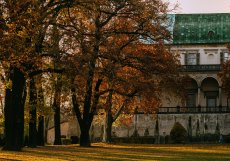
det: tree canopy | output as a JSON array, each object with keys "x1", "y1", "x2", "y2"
[{"x1": 0, "y1": 0, "x2": 181, "y2": 149}]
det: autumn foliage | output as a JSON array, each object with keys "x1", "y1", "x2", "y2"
[
  {"x1": 0, "y1": 0, "x2": 181, "y2": 149},
  {"x1": 219, "y1": 44, "x2": 230, "y2": 97}
]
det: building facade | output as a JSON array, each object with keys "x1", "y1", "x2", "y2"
[{"x1": 156, "y1": 13, "x2": 230, "y2": 140}]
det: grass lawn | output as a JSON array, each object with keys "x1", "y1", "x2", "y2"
[{"x1": 0, "y1": 143, "x2": 229, "y2": 161}]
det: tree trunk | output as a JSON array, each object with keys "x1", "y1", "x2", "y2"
[
  {"x1": 103, "y1": 110, "x2": 113, "y2": 143},
  {"x1": 37, "y1": 78, "x2": 45, "y2": 146},
  {"x1": 44, "y1": 116, "x2": 50, "y2": 144},
  {"x1": 103, "y1": 89, "x2": 113, "y2": 143},
  {"x1": 53, "y1": 77, "x2": 62, "y2": 145},
  {"x1": 79, "y1": 123, "x2": 91, "y2": 147},
  {"x1": 72, "y1": 91, "x2": 92, "y2": 147},
  {"x1": 28, "y1": 77, "x2": 37, "y2": 148},
  {"x1": 3, "y1": 68, "x2": 26, "y2": 151},
  {"x1": 54, "y1": 104, "x2": 61, "y2": 145},
  {"x1": 37, "y1": 115, "x2": 45, "y2": 146}
]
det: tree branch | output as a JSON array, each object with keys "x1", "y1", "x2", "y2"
[
  {"x1": 113, "y1": 89, "x2": 138, "y2": 97},
  {"x1": 89, "y1": 79, "x2": 103, "y2": 122},
  {"x1": 99, "y1": 3, "x2": 126, "y2": 27},
  {"x1": 71, "y1": 87, "x2": 83, "y2": 124},
  {"x1": 113, "y1": 98, "x2": 131, "y2": 122},
  {"x1": 29, "y1": 68, "x2": 64, "y2": 77}
]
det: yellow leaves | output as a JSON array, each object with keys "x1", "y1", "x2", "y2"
[
  {"x1": 114, "y1": 114, "x2": 133, "y2": 127},
  {"x1": 17, "y1": 29, "x2": 28, "y2": 38},
  {"x1": 6, "y1": 23, "x2": 16, "y2": 31}
]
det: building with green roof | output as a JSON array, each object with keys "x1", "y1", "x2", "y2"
[{"x1": 156, "y1": 13, "x2": 230, "y2": 141}]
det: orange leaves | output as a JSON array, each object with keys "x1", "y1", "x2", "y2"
[
  {"x1": 218, "y1": 44, "x2": 230, "y2": 96},
  {"x1": 0, "y1": 1, "x2": 44, "y2": 75},
  {"x1": 219, "y1": 53, "x2": 230, "y2": 97},
  {"x1": 6, "y1": 0, "x2": 179, "y2": 127}
]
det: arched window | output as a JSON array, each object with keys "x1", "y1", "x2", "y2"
[
  {"x1": 201, "y1": 77, "x2": 219, "y2": 109},
  {"x1": 208, "y1": 30, "x2": 215, "y2": 38},
  {"x1": 185, "y1": 78, "x2": 198, "y2": 108}
]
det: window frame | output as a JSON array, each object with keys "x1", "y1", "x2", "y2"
[
  {"x1": 184, "y1": 50, "x2": 199, "y2": 65},
  {"x1": 220, "y1": 50, "x2": 230, "y2": 64},
  {"x1": 223, "y1": 52, "x2": 230, "y2": 62},
  {"x1": 186, "y1": 93, "x2": 196, "y2": 108}
]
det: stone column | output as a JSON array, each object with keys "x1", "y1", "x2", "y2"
[
  {"x1": 197, "y1": 87, "x2": 201, "y2": 106},
  {"x1": 132, "y1": 107, "x2": 139, "y2": 137},
  {"x1": 219, "y1": 87, "x2": 222, "y2": 106},
  {"x1": 154, "y1": 118, "x2": 159, "y2": 144}
]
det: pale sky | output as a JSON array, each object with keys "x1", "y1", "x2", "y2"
[{"x1": 168, "y1": 0, "x2": 230, "y2": 13}]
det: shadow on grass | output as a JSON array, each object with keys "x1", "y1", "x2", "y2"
[{"x1": 1, "y1": 144, "x2": 230, "y2": 161}]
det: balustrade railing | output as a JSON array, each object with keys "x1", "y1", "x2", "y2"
[
  {"x1": 158, "y1": 106, "x2": 230, "y2": 114},
  {"x1": 182, "y1": 64, "x2": 221, "y2": 72}
]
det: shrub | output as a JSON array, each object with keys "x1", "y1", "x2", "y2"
[
  {"x1": 170, "y1": 122, "x2": 187, "y2": 143},
  {"x1": 203, "y1": 133, "x2": 219, "y2": 142},
  {"x1": 71, "y1": 136, "x2": 79, "y2": 144},
  {"x1": 61, "y1": 138, "x2": 72, "y2": 145},
  {"x1": 223, "y1": 134, "x2": 230, "y2": 143},
  {"x1": 112, "y1": 137, "x2": 155, "y2": 144}
]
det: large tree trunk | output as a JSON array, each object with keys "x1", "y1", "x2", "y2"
[
  {"x1": 53, "y1": 77, "x2": 62, "y2": 145},
  {"x1": 79, "y1": 123, "x2": 91, "y2": 147},
  {"x1": 37, "y1": 115, "x2": 45, "y2": 146},
  {"x1": 28, "y1": 77, "x2": 37, "y2": 148},
  {"x1": 73, "y1": 79, "x2": 102, "y2": 147},
  {"x1": 3, "y1": 68, "x2": 26, "y2": 151}
]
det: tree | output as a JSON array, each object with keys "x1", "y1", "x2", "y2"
[
  {"x1": 218, "y1": 44, "x2": 230, "y2": 110},
  {"x1": 0, "y1": 0, "x2": 77, "y2": 151},
  {"x1": 219, "y1": 46, "x2": 230, "y2": 98},
  {"x1": 100, "y1": 44, "x2": 180, "y2": 142},
  {"x1": 57, "y1": 0, "x2": 178, "y2": 146},
  {"x1": 170, "y1": 122, "x2": 187, "y2": 143}
]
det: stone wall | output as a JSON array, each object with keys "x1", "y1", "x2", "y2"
[
  {"x1": 157, "y1": 114, "x2": 230, "y2": 136},
  {"x1": 113, "y1": 113, "x2": 230, "y2": 138},
  {"x1": 47, "y1": 113, "x2": 230, "y2": 144}
]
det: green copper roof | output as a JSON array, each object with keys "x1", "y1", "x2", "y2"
[{"x1": 173, "y1": 13, "x2": 230, "y2": 44}]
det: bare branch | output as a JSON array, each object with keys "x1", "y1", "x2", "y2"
[{"x1": 113, "y1": 98, "x2": 131, "y2": 122}]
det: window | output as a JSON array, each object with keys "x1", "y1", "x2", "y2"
[
  {"x1": 207, "y1": 97, "x2": 216, "y2": 112},
  {"x1": 186, "y1": 53, "x2": 197, "y2": 65},
  {"x1": 208, "y1": 30, "x2": 215, "y2": 38},
  {"x1": 186, "y1": 94, "x2": 196, "y2": 107},
  {"x1": 223, "y1": 52, "x2": 230, "y2": 62},
  {"x1": 221, "y1": 51, "x2": 230, "y2": 63},
  {"x1": 227, "y1": 98, "x2": 230, "y2": 107},
  {"x1": 207, "y1": 97, "x2": 216, "y2": 107}
]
